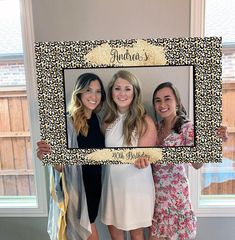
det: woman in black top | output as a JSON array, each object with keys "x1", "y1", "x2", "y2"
[{"x1": 37, "y1": 73, "x2": 106, "y2": 240}]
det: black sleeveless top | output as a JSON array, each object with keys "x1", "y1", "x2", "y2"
[
  {"x1": 76, "y1": 113, "x2": 104, "y2": 223},
  {"x1": 77, "y1": 113, "x2": 105, "y2": 148}
]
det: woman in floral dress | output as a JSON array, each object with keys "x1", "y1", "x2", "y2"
[
  {"x1": 133, "y1": 81, "x2": 228, "y2": 240},
  {"x1": 150, "y1": 82, "x2": 202, "y2": 240}
]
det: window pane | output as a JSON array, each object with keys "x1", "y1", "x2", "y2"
[
  {"x1": 222, "y1": 48, "x2": 235, "y2": 80},
  {"x1": 200, "y1": 0, "x2": 235, "y2": 203},
  {"x1": 0, "y1": 0, "x2": 26, "y2": 87},
  {"x1": 0, "y1": 0, "x2": 23, "y2": 54},
  {"x1": 200, "y1": 82, "x2": 235, "y2": 198},
  {"x1": 0, "y1": 0, "x2": 35, "y2": 204},
  {"x1": 205, "y1": 0, "x2": 235, "y2": 44}
]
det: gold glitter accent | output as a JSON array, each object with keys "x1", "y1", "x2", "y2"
[
  {"x1": 85, "y1": 40, "x2": 166, "y2": 66},
  {"x1": 85, "y1": 148, "x2": 162, "y2": 164}
]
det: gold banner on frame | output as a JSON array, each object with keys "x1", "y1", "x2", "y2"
[
  {"x1": 85, "y1": 39, "x2": 167, "y2": 66},
  {"x1": 85, "y1": 148, "x2": 163, "y2": 164}
]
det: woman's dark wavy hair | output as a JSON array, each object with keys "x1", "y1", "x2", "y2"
[{"x1": 152, "y1": 81, "x2": 189, "y2": 134}]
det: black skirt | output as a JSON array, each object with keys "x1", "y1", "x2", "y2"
[{"x1": 82, "y1": 165, "x2": 102, "y2": 223}]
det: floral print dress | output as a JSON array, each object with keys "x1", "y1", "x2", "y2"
[{"x1": 151, "y1": 121, "x2": 197, "y2": 240}]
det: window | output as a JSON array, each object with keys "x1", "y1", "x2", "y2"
[
  {"x1": 190, "y1": 0, "x2": 235, "y2": 216},
  {"x1": 0, "y1": 0, "x2": 47, "y2": 216}
]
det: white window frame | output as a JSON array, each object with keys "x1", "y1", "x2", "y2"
[
  {"x1": 189, "y1": 0, "x2": 235, "y2": 217},
  {"x1": 0, "y1": 0, "x2": 48, "y2": 217}
]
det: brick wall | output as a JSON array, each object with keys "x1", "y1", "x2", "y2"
[
  {"x1": 0, "y1": 50, "x2": 234, "y2": 87},
  {"x1": 0, "y1": 61, "x2": 25, "y2": 86},
  {"x1": 222, "y1": 49, "x2": 235, "y2": 80}
]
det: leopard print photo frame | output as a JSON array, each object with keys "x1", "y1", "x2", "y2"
[{"x1": 35, "y1": 37, "x2": 222, "y2": 165}]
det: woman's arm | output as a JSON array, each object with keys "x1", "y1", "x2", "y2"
[
  {"x1": 138, "y1": 115, "x2": 158, "y2": 147},
  {"x1": 135, "y1": 115, "x2": 158, "y2": 168}
]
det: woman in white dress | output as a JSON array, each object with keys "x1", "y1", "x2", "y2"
[{"x1": 100, "y1": 70, "x2": 158, "y2": 240}]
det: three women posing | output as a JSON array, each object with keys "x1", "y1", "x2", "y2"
[{"x1": 38, "y1": 72, "x2": 226, "y2": 240}]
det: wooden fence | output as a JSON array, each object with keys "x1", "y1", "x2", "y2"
[
  {"x1": 0, "y1": 88, "x2": 35, "y2": 196},
  {"x1": 201, "y1": 81, "x2": 235, "y2": 195},
  {"x1": 221, "y1": 81, "x2": 235, "y2": 162},
  {"x1": 0, "y1": 82, "x2": 235, "y2": 196}
]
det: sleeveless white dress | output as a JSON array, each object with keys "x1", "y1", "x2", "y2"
[{"x1": 100, "y1": 113, "x2": 155, "y2": 231}]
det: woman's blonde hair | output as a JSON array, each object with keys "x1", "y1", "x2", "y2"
[
  {"x1": 68, "y1": 73, "x2": 106, "y2": 136},
  {"x1": 104, "y1": 70, "x2": 146, "y2": 145}
]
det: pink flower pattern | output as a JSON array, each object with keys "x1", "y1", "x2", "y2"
[{"x1": 151, "y1": 122, "x2": 197, "y2": 240}]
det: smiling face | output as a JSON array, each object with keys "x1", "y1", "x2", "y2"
[
  {"x1": 80, "y1": 80, "x2": 102, "y2": 116},
  {"x1": 112, "y1": 77, "x2": 134, "y2": 113},
  {"x1": 153, "y1": 86, "x2": 177, "y2": 121}
]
